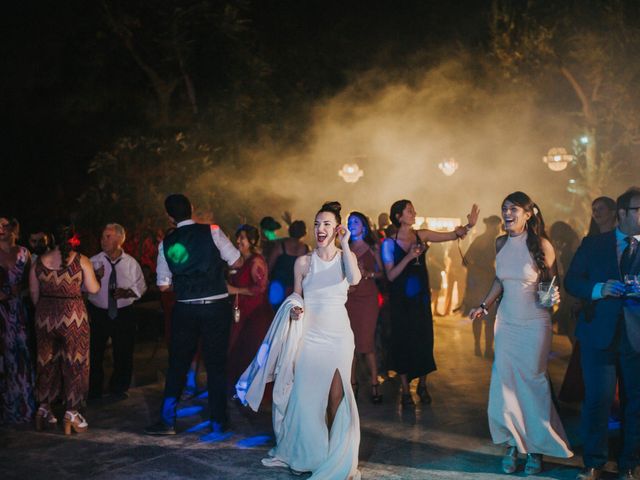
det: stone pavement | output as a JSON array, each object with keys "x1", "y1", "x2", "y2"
[{"x1": 0, "y1": 313, "x2": 613, "y2": 479}]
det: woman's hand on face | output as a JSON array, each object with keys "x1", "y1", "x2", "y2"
[
  {"x1": 468, "y1": 307, "x2": 485, "y2": 320},
  {"x1": 337, "y1": 225, "x2": 350, "y2": 245},
  {"x1": 290, "y1": 306, "x2": 304, "y2": 321},
  {"x1": 467, "y1": 204, "x2": 480, "y2": 228}
]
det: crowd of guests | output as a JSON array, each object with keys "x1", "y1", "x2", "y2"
[{"x1": 1, "y1": 186, "x2": 639, "y2": 480}]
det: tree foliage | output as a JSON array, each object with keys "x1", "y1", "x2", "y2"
[{"x1": 489, "y1": 0, "x2": 640, "y2": 208}]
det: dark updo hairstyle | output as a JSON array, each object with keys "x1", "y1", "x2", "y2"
[
  {"x1": 588, "y1": 196, "x2": 616, "y2": 236},
  {"x1": 389, "y1": 199, "x2": 412, "y2": 228},
  {"x1": 348, "y1": 211, "x2": 376, "y2": 247},
  {"x1": 316, "y1": 201, "x2": 342, "y2": 225},
  {"x1": 164, "y1": 193, "x2": 192, "y2": 223},
  {"x1": 288, "y1": 220, "x2": 307, "y2": 239},
  {"x1": 235, "y1": 224, "x2": 261, "y2": 253},
  {"x1": 502, "y1": 191, "x2": 550, "y2": 280},
  {"x1": 52, "y1": 219, "x2": 76, "y2": 267}
]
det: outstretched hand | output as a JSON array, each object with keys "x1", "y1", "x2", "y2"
[{"x1": 467, "y1": 204, "x2": 480, "y2": 228}]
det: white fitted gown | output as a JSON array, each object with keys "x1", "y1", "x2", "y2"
[
  {"x1": 488, "y1": 233, "x2": 572, "y2": 457},
  {"x1": 270, "y1": 251, "x2": 361, "y2": 479}
]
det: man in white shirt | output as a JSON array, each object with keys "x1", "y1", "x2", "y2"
[
  {"x1": 88, "y1": 223, "x2": 147, "y2": 400},
  {"x1": 145, "y1": 194, "x2": 242, "y2": 435}
]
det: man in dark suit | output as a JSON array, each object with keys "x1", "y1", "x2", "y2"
[
  {"x1": 565, "y1": 187, "x2": 640, "y2": 480},
  {"x1": 145, "y1": 194, "x2": 242, "y2": 435}
]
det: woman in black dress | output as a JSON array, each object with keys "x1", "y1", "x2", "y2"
[{"x1": 381, "y1": 200, "x2": 478, "y2": 405}]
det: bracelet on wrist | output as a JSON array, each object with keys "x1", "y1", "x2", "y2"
[{"x1": 480, "y1": 302, "x2": 489, "y2": 315}]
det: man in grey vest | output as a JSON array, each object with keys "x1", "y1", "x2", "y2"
[{"x1": 145, "y1": 194, "x2": 242, "y2": 435}]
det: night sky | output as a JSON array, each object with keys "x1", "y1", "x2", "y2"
[{"x1": 4, "y1": 1, "x2": 639, "y2": 233}]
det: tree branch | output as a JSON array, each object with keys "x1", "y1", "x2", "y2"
[{"x1": 560, "y1": 66, "x2": 597, "y2": 126}]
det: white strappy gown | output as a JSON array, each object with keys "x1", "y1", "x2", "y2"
[{"x1": 269, "y1": 251, "x2": 361, "y2": 479}]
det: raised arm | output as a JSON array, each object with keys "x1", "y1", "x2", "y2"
[
  {"x1": 417, "y1": 204, "x2": 480, "y2": 243},
  {"x1": 80, "y1": 254, "x2": 100, "y2": 294},
  {"x1": 337, "y1": 225, "x2": 361, "y2": 285}
]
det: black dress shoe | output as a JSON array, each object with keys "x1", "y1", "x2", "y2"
[
  {"x1": 576, "y1": 467, "x2": 603, "y2": 480},
  {"x1": 144, "y1": 421, "x2": 176, "y2": 435},
  {"x1": 619, "y1": 467, "x2": 640, "y2": 480}
]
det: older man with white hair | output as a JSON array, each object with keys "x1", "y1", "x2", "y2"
[{"x1": 88, "y1": 223, "x2": 146, "y2": 400}]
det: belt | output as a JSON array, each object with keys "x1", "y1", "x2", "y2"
[{"x1": 179, "y1": 298, "x2": 224, "y2": 305}]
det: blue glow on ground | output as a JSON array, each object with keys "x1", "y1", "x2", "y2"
[
  {"x1": 236, "y1": 434, "x2": 273, "y2": 448},
  {"x1": 186, "y1": 420, "x2": 211, "y2": 433},
  {"x1": 176, "y1": 405, "x2": 204, "y2": 418},
  {"x1": 269, "y1": 281, "x2": 285, "y2": 305},
  {"x1": 200, "y1": 431, "x2": 234, "y2": 443}
]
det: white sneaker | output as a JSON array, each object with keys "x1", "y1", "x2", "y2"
[{"x1": 261, "y1": 457, "x2": 288, "y2": 468}]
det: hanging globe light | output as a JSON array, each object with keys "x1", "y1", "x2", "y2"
[
  {"x1": 542, "y1": 147, "x2": 573, "y2": 172},
  {"x1": 438, "y1": 158, "x2": 459, "y2": 176},
  {"x1": 338, "y1": 163, "x2": 364, "y2": 183}
]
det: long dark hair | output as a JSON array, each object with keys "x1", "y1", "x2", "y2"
[
  {"x1": 502, "y1": 191, "x2": 550, "y2": 280},
  {"x1": 348, "y1": 212, "x2": 376, "y2": 247},
  {"x1": 52, "y1": 220, "x2": 76, "y2": 267},
  {"x1": 316, "y1": 201, "x2": 342, "y2": 224},
  {"x1": 587, "y1": 196, "x2": 616, "y2": 236},
  {"x1": 235, "y1": 224, "x2": 261, "y2": 254},
  {"x1": 390, "y1": 199, "x2": 411, "y2": 228}
]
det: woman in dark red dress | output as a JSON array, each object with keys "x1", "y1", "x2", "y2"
[
  {"x1": 226, "y1": 225, "x2": 273, "y2": 395},
  {"x1": 346, "y1": 212, "x2": 384, "y2": 403}
]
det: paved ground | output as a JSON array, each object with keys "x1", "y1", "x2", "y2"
[{"x1": 0, "y1": 310, "x2": 620, "y2": 479}]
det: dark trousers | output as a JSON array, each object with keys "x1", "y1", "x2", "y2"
[
  {"x1": 161, "y1": 301, "x2": 231, "y2": 426},
  {"x1": 88, "y1": 304, "x2": 136, "y2": 396},
  {"x1": 581, "y1": 318, "x2": 640, "y2": 470}
]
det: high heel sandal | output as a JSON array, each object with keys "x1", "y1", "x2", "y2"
[
  {"x1": 501, "y1": 446, "x2": 519, "y2": 474},
  {"x1": 35, "y1": 405, "x2": 58, "y2": 431},
  {"x1": 417, "y1": 383, "x2": 432, "y2": 404},
  {"x1": 524, "y1": 453, "x2": 542, "y2": 475},
  {"x1": 63, "y1": 410, "x2": 88, "y2": 435},
  {"x1": 351, "y1": 382, "x2": 359, "y2": 401},
  {"x1": 371, "y1": 383, "x2": 383, "y2": 404}
]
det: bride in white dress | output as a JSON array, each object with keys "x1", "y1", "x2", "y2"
[
  {"x1": 256, "y1": 201, "x2": 362, "y2": 479},
  {"x1": 469, "y1": 192, "x2": 572, "y2": 475}
]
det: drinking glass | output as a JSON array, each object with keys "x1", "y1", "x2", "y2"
[
  {"x1": 537, "y1": 282, "x2": 555, "y2": 307},
  {"x1": 624, "y1": 274, "x2": 640, "y2": 297},
  {"x1": 412, "y1": 242, "x2": 426, "y2": 266}
]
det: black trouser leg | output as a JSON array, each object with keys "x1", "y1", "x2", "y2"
[
  {"x1": 110, "y1": 306, "x2": 136, "y2": 393},
  {"x1": 199, "y1": 301, "x2": 232, "y2": 425},
  {"x1": 161, "y1": 302, "x2": 199, "y2": 425},
  {"x1": 88, "y1": 304, "x2": 110, "y2": 398}
]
